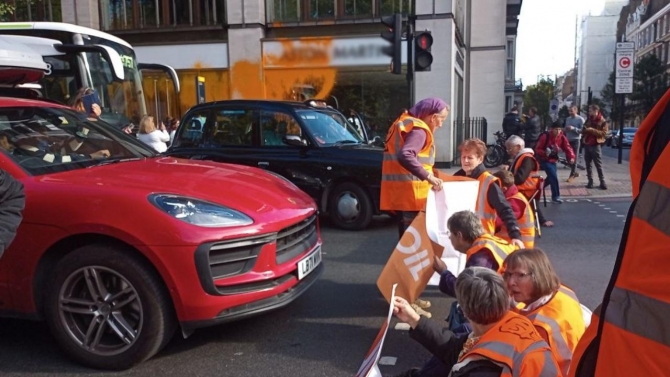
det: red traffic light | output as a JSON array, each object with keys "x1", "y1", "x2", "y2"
[{"x1": 415, "y1": 32, "x2": 433, "y2": 51}]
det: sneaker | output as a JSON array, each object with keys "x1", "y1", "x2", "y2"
[
  {"x1": 586, "y1": 182, "x2": 594, "y2": 189},
  {"x1": 600, "y1": 182, "x2": 608, "y2": 190},
  {"x1": 414, "y1": 298, "x2": 431, "y2": 309},
  {"x1": 411, "y1": 304, "x2": 432, "y2": 318},
  {"x1": 566, "y1": 175, "x2": 575, "y2": 183},
  {"x1": 552, "y1": 198, "x2": 563, "y2": 203}
]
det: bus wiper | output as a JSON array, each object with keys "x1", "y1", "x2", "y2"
[
  {"x1": 333, "y1": 140, "x2": 360, "y2": 145},
  {"x1": 88, "y1": 157, "x2": 145, "y2": 168}
]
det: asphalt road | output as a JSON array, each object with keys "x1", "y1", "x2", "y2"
[
  {"x1": 0, "y1": 198, "x2": 632, "y2": 376},
  {"x1": 601, "y1": 144, "x2": 631, "y2": 161}
]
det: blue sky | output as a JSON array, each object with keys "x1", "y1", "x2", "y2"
[{"x1": 516, "y1": 0, "x2": 607, "y2": 86}]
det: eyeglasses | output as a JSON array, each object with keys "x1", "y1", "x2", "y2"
[{"x1": 502, "y1": 271, "x2": 532, "y2": 280}]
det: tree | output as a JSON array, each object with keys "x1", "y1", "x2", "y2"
[
  {"x1": 631, "y1": 54, "x2": 669, "y2": 117},
  {"x1": 581, "y1": 97, "x2": 609, "y2": 118},
  {"x1": 523, "y1": 76, "x2": 555, "y2": 127},
  {"x1": 558, "y1": 105, "x2": 569, "y2": 120},
  {"x1": 0, "y1": 3, "x2": 15, "y2": 21}
]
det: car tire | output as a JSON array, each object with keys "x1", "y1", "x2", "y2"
[
  {"x1": 44, "y1": 244, "x2": 176, "y2": 370},
  {"x1": 328, "y1": 182, "x2": 373, "y2": 231}
]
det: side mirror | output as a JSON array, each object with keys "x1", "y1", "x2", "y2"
[
  {"x1": 283, "y1": 134, "x2": 307, "y2": 147},
  {"x1": 370, "y1": 136, "x2": 382, "y2": 145},
  {"x1": 138, "y1": 63, "x2": 181, "y2": 94},
  {"x1": 55, "y1": 44, "x2": 125, "y2": 81}
]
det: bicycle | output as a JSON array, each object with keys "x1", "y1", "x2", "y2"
[{"x1": 484, "y1": 131, "x2": 508, "y2": 168}]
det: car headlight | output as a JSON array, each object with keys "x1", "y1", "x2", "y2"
[{"x1": 149, "y1": 194, "x2": 253, "y2": 227}]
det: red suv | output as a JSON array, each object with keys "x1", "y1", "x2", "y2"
[{"x1": 0, "y1": 98, "x2": 323, "y2": 369}]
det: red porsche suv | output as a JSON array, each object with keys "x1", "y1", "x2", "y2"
[{"x1": 0, "y1": 98, "x2": 323, "y2": 369}]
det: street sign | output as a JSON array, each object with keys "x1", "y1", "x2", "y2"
[
  {"x1": 616, "y1": 42, "x2": 635, "y2": 49},
  {"x1": 616, "y1": 77, "x2": 633, "y2": 94},
  {"x1": 615, "y1": 49, "x2": 635, "y2": 78},
  {"x1": 549, "y1": 99, "x2": 559, "y2": 115}
]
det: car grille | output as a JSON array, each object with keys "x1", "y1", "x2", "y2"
[
  {"x1": 208, "y1": 236, "x2": 274, "y2": 280},
  {"x1": 276, "y1": 214, "x2": 318, "y2": 265}
]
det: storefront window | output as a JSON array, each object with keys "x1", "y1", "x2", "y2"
[
  {"x1": 344, "y1": 0, "x2": 373, "y2": 18},
  {"x1": 267, "y1": 0, "x2": 407, "y2": 23},
  {"x1": 99, "y1": 0, "x2": 224, "y2": 30},
  {"x1": 4, "y1": 0, "x2": 62, "y2": 22},
  {"x1": 309, "y1": 0, "x2": 335, "y2": 19},
  {"x1": 268, "y1": 0, "x2": 300, "y2": 22},
  {"x1": 379, "y1": 0, "x2": 410, "y2": 16}
]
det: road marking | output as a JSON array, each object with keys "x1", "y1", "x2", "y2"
[
  {"x1": 585, "y1": 199, "x2": 592, "y2": 202},
  {"x1": 566, "y1": 199, "x2": 578, "y2": 203},
  {"x1": 379, "y1": 356, "x2": 397, "y2": 366},
  {"x1": 395, "y1": 323, "x2": 411, "y2": 331},
  {"x1": 610, "y1": 211, "x2": 617, "y2": 213},
  {"x1": 617, "y1": 215, "x2": 625, "y2": 217},
  {"x1": 593, "y1": 201, "x2": 600, "y2": 204}
]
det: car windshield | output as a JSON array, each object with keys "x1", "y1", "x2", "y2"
[
  {"x1": 0, "y1": 106, "x2": 155, "y2": 176},
  {"x1": 297, "y1": 109, "x2": 363, "y2": 146}
]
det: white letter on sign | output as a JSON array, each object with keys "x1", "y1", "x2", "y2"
[
  {"x1": 404, "y1": 250, "x2": 431, "y2": 281},
  {"x1": 396, "y1": 226, "x2": 421, "y2": 254}
]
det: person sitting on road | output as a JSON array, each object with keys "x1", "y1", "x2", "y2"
[
  {"x1": 493, "y1": 170, "x2": 536, "y2": 249},
  {"x1": 506, "y1": 135, "x2": 554, "y2": 228},
  {"x1": 454, "y1": 138, "x2": 524, "y2": 248},
  {"x1": 502, "y1": 248, "x2": 586, "y2": 376},
  {"x1": 393, "y1": 267, "x2": 560, "y2": 377}
]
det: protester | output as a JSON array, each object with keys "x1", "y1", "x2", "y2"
[
  {"x1": 564, "y1": 106, "x2": 584, "y2": 182},
  {"x1": 137, "y1": 115, "x2": 170, "y2": 153},
  {"x1": 493, "y1": 170, "x2": 535, "y2": 249},
  {"x1": 502, "y1": 249, "x2": 586, "y2": 375},
  {"x1": 535, "y1": 120, "x2": 575, "y2": 203},
  {"x1": 505, "y1": 135, "x2": 553, "y2": 227},
  {"x1": 454, "y1": 139, "x2": 524, "y2": 249},
  {"x1": 380, "y1": 97, "x2": 450, "y2": 318},
  {"x1": 581, "y1": 104, "x2": 609, "y2": 190},
  {"x1": 393, "y1": 267, "x2": 560, "y2": 377}
]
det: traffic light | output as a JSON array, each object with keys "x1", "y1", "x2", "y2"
[
  {"x1": 414, "y1": 31, "x2": 433, "y2": 72},
  {"x1": 381, "y1": 13, "x2": 402, "y2": 75}
]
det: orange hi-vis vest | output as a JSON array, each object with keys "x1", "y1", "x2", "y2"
[
  {"x1": 466, "y1": 234, "x2": 518, "y2": 273},
  {"x1": 496, "y1": 191, "x2": 536, "y2": 248},
  {"x1": 380, "y1": 113, "x2": 435, "y2": 211},
  {"x1": 568, "y1": 80, "x2": 670, "y2": 376},
  {"x1": 512, "y1": 152, "x2": 541, "y2": 200},
  {"x1": 515, "y1": 285, "x2": 585, "y2": 376},
  {"x1": 475, "y1": 171, "x2": 500, "y2": 234},
  {"x1": 453, "y1": 311, "x2": 561, "y2": 377}
]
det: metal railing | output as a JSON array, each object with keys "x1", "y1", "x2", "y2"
[{"x1": 451, "y1": 117, "x2": 487, "y2": 166}]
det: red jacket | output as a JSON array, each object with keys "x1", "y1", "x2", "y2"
[
  {"x1": 535, "y1": 131, "x2": 575, "y2": 163},
  {"x1": 495, "y1": 185, "x2": 524, "y2": 230}
]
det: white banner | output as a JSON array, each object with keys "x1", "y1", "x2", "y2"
[
  {"x1": 425, "y1": 180, "x2": 479, "y2": 286},
  {"x1": 356, "y1": 284, "x2": 398, "y2": 377}
]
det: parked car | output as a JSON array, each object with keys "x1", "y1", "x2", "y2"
[
  {"x1": 611, "y1": 127, "x2": 637, "y2": 148},
  {"x1": 0, "y1": 97, "x2": 323, "y2": 369},
  {"x1": 168, "y1": 100, "x2": 384, "y2": 231}
]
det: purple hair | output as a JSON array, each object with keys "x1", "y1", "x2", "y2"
[{"x1": 408, "y1": 97, "x2": 449, "y2": 119}]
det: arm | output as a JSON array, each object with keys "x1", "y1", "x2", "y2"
[
  {"x1": 562, "y1": 136, "x2": 575, "y2": 161},
  {"x1": 158, "y1": 130, "x2": 171, "y2": 143},
  {"x1": 397, "y1": 129, "x2": 431, "y2": 180},
  {"x1": 534, "y1": 134, "x2": 547, "y2": 160},
  {"x1": 590, "y1": 120, "x2": 609, "y2": 138},
  {"x1": 0, "y1": 170, "x2": 25, "y2": 258},
  {"x1": 409, "y1": 317, "x2": 468, "y2": 368},
  {"x1": 513, "y1": 157, "x2": 535, "y2": 185},
  {"x1": 438, "y1": 251, "x2": 495, "y2": 296},
  {"x1": 488, "y1": 184, "x2": 521, "y2": 239}
]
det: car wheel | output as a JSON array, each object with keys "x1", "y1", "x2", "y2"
[
  {"x1": 328, "y1": 182, "x2": 373, "y2": 231},
  {"x1": 44, "y1": 244, "x2": 176, "y2": 370}
]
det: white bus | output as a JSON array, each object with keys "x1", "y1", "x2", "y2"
[{"x1": 0, "y1": 22, "x2": 179, "y2": 128}]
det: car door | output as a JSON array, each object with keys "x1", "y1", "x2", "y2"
[{"x1": 256, "y1": 109, "x2": 324, "y2": 200}]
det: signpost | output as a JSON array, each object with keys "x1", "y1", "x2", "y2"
[{"x1": 615, "y1": 42, "x2": 635, "y2": 164}]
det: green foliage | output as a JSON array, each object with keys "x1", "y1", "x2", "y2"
[
  {"x1": 0, "y1": 3, "x2": 15, "y2": 21},
  {"x1": 558, "y1": 105, "x2": 569, "y2": 120},
  {"x1": 631, "y1": 54, "x2": 669, "y2": 117},
  {"x1": 523, "y1": 76, "x2": 555, "y2": 127}
]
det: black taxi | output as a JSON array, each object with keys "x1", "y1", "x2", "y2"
[{"x1": 168, "y1": 100, "x2": 384, "y2": 230}]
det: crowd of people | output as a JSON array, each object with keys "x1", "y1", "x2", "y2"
[{"x1": 380, "y1": 98, "x2": 592, "y2": 376}]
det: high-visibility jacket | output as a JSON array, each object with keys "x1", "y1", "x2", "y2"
[
  {"x1": 466, "y1": 234, "x2": 518, "y2": 273},
  {"x1": 380, "y1": 113, "x2": 435, "y2": 211},
  {"x1": 453, "y1": 311, "x2": 561, "y2": 377},
  {"x1": 496, "y1": 191, "x2": 536, "y2": 248},
  {"x1": 511, "y1": 152, "x2": 541, "y2": 200},
  {"x1": 514, "y1": 285, "x2": 585, "y2": 376},
  {"x1": 568, "y1": 86, "x2": 670, "y2": 376},
  {"x1": 475, "y1": 171, "x2": 500, "y2": 234}
]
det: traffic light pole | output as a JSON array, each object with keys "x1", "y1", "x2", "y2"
[
  {"x1": 618, "y1": 94, "x2": 624, "y2": 164},
  {"x1": 407, "y1": 16, "x2": 415, "y2": 107}
]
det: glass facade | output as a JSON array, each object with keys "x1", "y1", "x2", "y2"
[
  {"x1": 267, "y1": 0, "x2": 410, "y2": 23},
  {"x1": 99, "y1": 0, "x2": 225, "y2": 31},
  {"x1": 0, "y1": 0, "x2": 62, "y2": 22}
]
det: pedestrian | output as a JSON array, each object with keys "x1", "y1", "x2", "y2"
[
  {"x1": 564, "y1": 105, "x2": 584, "y2": 182},
  {"x1": 535, "y1": 120, "x2": 575, "y2": 203},
  {"x1": 380, "y1": 97, "x2": 449, "y2": 318},
  {"x1": 522, "y1": 107, "x2": 542, "y2": 149},
  {"x1": 0, "y1": 169, "x2": 25, "y2": 259},
  {"x1": 502, "y1": 106, "x2": 523, "y2": 138},
  {"x1": 505, "y1": 135, "x2": 553, "y2": 227},
  {"x1": 581, "y1": 104, "x2": 609, "y2": 190},
  {"x1": 137, "y1": 115, "x2": 170, "y2": 153}
]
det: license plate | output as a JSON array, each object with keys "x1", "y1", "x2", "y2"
[{"x1": 297, "y1": 246, "x2": 322, "y2": 280}]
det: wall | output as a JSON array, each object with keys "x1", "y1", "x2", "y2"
[{"x1": 579, "y1": 15, "x2": 618, "y2": 102}]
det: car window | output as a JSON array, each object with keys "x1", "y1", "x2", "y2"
[
  {"x1": 0, "y1": 106, "x2": 155, "y2": 176},
  {"x1": 297, "y1": 110, "x2": 363, "y2": 146},
  {"x1": 174, "y1": 110, "x2": 209, "y2": 148},
  {"x1": 205, "y1": 108, "x2": 255, "y2": 147},
  {"x1": 260, "y1": 110, "x2": 302, "y2": 147}
]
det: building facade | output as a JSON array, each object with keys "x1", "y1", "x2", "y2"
[{"x1": 7, "y1": 0, "x2": 522, "y2": 166}]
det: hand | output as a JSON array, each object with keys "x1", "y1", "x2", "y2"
[
  {"x1": 569, "y1": 159, "x2": 575, "y2": 165},
  {"x1": 393, "y1": 296, "x2": 421, "y2": 328},
  {"x1": 159, "y1": 123, "x2": 167, "y2": 132},
  {"x1": 90, "y1": 149, "x2": 110, "y2": 159},
  {"x1": 427, "y1": 173, "x2": 443, "y2": 191},
  {"x1": 122, "y1": 125, "x2": 133, "y2": 134},
  {"x1": 432, "y1": 255, "x2": 447, "y2": 274},
  {"x1": 566, "y1": 125, "x2": 573, "y2": 131},
  {"x1": 91, "y1": 103, "x2": 101, "y2": 117},
  {"x1": 501, "y1": 164, "x2": 510, "y2": 171},
  {"x1": 511, "y1": 239, "x2": 525, "y2": 249}
]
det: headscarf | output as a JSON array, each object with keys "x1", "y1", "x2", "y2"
[{"x1": 408, "y1": 97, "x2": 448, "y2": 119}]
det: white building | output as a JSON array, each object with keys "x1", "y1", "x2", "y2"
[{"x1": 577, "y1": 0, "x2": 627, "y2": 107}]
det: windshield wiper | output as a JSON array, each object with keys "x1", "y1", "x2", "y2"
[
  {"x1": 87, "y1": 157, "x2": 146, "y2": 168},
  {"x1": 333, "y1": 140, "x2": 361, "y2": 145}
]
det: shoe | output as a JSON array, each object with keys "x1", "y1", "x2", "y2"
[
  {"x1": 414, "y1": 298, "x2": 431, "y2": 309},
  {"x1": 586, "y1": 182, "x2": 594, "y2": 189},
  {"x1": 600, "y1": 182, "x2": 608, "y2": 190},
  {"x1": 541, "y1": 221, "x2": 555, "y2": 227},
  {"x1": 552, "y1": 198, "x2": 563, "y2": 203},
  {"x1": 411, "y1": 303, "x2": 432, "y2": 318},
  {"x1": 566, "y1": 175, "x2": 576, "y2": 183}
]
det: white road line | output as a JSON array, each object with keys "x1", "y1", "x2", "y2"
[
  {"x1": 599, "y1": 204, "x2": 606, "y2": 207},
  {"x1": 610, "y1": 211, "x2": 617, "y2": 213},
  {"x1": 617, "y1": 215, "x2": 625, "y2": 217},
  {"x1": 395, "y1": 323, "x2": 411, "y2": 331},
  {"x1": 379, "y1": 356, "x2": 397, "y2": 366}
]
